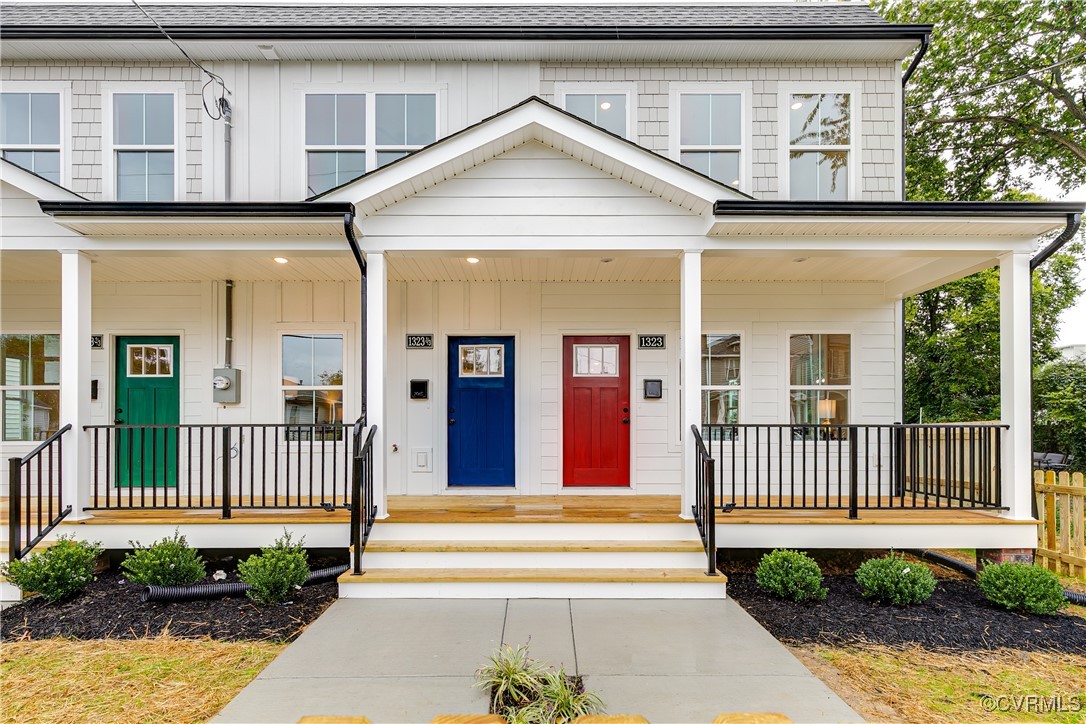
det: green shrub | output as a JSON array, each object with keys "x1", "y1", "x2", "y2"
[
  {"x1": 237, "y1": 531, "x2": 310, "y2": 605},
  {"x1": 755, "y1": 548, "x2": 827, "y2": 602},
  {"x1": 476, "y1": 643, "x2": 605, "y2": 721},
  {"x1": 523, "y1": 669, "x2": 605, "y2": 722},
  {"x1": 121, "y1": 530, "x2": 206, "y2": 586},
  {"x1": 977, "y1": 562, "x2": 1067, "y2": 615},
  {"x1": 476, "y1": 643, "x2": 545, "y2": 712},
  {"x1": 855, "y1": 553, "x2": 936, "y2": 605},
  {"x1": 0, "y1": 536, "x2": 103, "y2": 602}
]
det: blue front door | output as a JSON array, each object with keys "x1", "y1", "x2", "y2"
[{"x1": 448, "y1": 336, "x2": 515, "y2": 487}]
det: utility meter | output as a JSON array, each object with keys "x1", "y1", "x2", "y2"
[{"x1": 212, "y1": 368, "x2": 240, "y2": 404}]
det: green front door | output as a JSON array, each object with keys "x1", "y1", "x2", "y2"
[{"x1": 115, "y1": 335, "x2": 180, "y2": 487}]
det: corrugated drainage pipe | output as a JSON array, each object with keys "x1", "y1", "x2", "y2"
[
  {"x1": 907, "y1": 549, "x2": 1086, "y2": 606},
  {"x1": 140, "y1": 564, "x2": 350, "y2": 603}
]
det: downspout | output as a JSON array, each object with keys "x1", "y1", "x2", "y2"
[
  {"x1": 343, "y1": 211, "x2": 368, "y2": 425},
  {"x1": 899, "y1": 33, "x2": 930, "y2": 424},
  {"x1": 220, "y1": 98, "x2": 232, "y2": 201},
  {"x1": 1027, "y1": 212, "x2": 1082, "y2": 517},
  {"x1": 223, "y1": 280, "x2": 234, "y2": 368}
]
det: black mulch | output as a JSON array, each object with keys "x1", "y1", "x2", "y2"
[
  {"x1": 0, "y1": 570, "x2": 336, "y2": 643},
  {"x1": 725, "y1": 572, "x2": 1086, "y2": 654}
]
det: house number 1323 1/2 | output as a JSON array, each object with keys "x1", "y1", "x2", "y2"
[
  {"x1": 405, "y1": 334, "x2": 434, "y2": 349},
  {"x1": 638, "y1": 335, "x2": 666, "y2": 349}
]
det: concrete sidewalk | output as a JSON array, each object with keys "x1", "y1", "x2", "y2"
[{"x1": 215, "y1": 598, "x2": 860, "y2": 724}]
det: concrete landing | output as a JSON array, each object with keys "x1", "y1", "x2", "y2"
[{"x1": 214, "y1": 598, "x2": 860, "y2": 724}]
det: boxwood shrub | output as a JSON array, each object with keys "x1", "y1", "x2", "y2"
[
  {"x1": 237, "y1": 531, "x2": 310, "y2": 605},
  {"x1": 755, "y1": 548, "x2": 827, "y2": 602},
  {"x1": 855, "y1": 553, "x2": 936, "y2": 605},
  {"x1": 121, "y1": 530, "x2": 206, "y2": 586},
  {"x1": 1, "y1": 536, "x2": 103, "y2": 602},
  {"x1": 977, "y1": 562, "x2": 1066, "y2": 615}
]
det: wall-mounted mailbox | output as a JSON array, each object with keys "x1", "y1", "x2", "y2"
[
  {"x1": 643, "y1": 379, "x2": 663, "y2": 399},
  {"x1": 91, "y1": 379, "x2": 99, "y2": 401},
  {"x1": 213, "y1": 368, "x2": 241, "y2": 404},
  {"x1": 410, "y1": 379, "x2": 429, "y2": 400}
]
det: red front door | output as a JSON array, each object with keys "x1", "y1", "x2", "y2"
[{"x1": 562, "y1": 335, "x2": 631, "y2": 487}]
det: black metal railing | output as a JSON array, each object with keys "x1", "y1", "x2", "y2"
[
  {"x1": 350, "y1": 421, "x2": 378, "y2": 575},
  {"x1": 84, "y1": 423, "x2": 355, "y2": 515},
  {"x1": 700, "y1": 423, "x2": 1005, "y2": 517},
  {"x1": 690, "y1": 425, "x2": 718, "y2": 576},
  {"x1": 7, "y1": 424, "x2": 73, "y2": 561}
]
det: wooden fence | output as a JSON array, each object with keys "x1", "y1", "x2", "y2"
[{"x1": 1034, "y1": 470, "x2": 1085, "y2": 580}]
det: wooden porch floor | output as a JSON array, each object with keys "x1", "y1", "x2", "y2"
[{"x1": 6, "y1": 494, "x2": 1029, "y2": 526}]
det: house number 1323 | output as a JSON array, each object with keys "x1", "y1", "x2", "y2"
[
  {"x1": 405, "y1": 334, "x2": 434, "y2": 349},
  {"x1": 638, "y1": 335, "x2": 666, "y2": 349}
]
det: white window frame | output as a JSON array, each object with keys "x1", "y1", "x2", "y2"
[
  {"x1": 783, "y1": 330, "x2": 855, "y2": 431},
  {"x1": 554, "y1": 82, "x2": 638, "y2": 141},
  {"x1": 124, "y1": 343, "x2": 175, "y2": 378},
  {"x1": 102, "y1": 83, "x2": 186, "y2": 201},
  {"x1": 0, "y1": 82, "x2": 71, "y2": 187},
  {"x1": 278, "y1": 330, "x2": 348, "y2": 439},
  {"x1": 571, "y1": 343, "x2": 620, "y2": 378},
  {"x1": 299, "y1": 86, "x2": 444, "y2": 197},
  {"x1": 669, "y1": 82, "x2": 753, "y2": 192},
  {"x1": 1, "y1": 332, "x2": 61, "y2": 442},
  {"x1": 777, "y1": 82, "x2": 862, "y2": 201}
]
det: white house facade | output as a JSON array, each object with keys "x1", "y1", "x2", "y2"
[{"x1": 1, "y1": 1, "x2": 1082, "y2": 599}]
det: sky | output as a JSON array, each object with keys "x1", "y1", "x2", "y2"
[{"x1": 1030, "y1": 176, "x2": 1086, "y2": 348}]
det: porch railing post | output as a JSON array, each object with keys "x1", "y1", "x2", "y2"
[
  {"x1": 705, "y1": 455, "x2": 716, "y2": 576},
  {"x1": 221, "y1": 427, "x2": 232, "y2": 519},
  {"x1": 8, "y1": 457, "x2": 21, "y2": 562},
  {"x1": 848, "y1": 426, "x2": 859, "y2": 519}
]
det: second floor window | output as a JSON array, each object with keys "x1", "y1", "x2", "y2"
[
  {"x1": 788, "y1": 92, "x2": 852, "y2": 200},
  {"x1": 1, "y1": 92, "x2": 61, "y2": 183},
  {"x1": 113, "y1": 93, "x2": 176, "y2": 201},
  {"x1": 564, "y1": 93, "x2": 628, "y2": 137},
  {"x1": 679, "y1": 93, "x2": 743, "y2": 187},
  {"x1": 305, "y1": 92, "x2": 437, "y2": 195}
]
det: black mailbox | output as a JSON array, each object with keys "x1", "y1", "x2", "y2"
[
  {"x1": 643, "y1": 379, "x2": 663, "y2": 399},
  {"x1": 409, "y1": 379, "x2": 429, "y2": 400}
]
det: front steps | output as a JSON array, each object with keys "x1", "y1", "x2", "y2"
[{"x1": 339, "y1": 521, "x2": 726, "y2": 599}]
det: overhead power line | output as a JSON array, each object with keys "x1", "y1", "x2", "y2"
[{"x1": 906, "y1": 51, "x2": 1086, "y2": 110}]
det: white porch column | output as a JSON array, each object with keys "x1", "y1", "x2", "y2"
[
  {"x1": 365, "y1": 251, "x2": 388, "y2": 518},
  {"x1": 60, "y1": 250, "x2": 91, "y2": 520},
  {"x1": 680, "y1": 250, "x2": 703, "y2": 519},
  {"x1": 999, "y1": 251, "x2": 1031, "y2": 520}
]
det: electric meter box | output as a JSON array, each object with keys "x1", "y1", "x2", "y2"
[{"x1": 212, "y1": 368, "x2": 241, "y2": 404}]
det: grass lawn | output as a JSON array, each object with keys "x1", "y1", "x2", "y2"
[
  {"x1": 1, "y1": 635, "x2": 283, "y2": 723},
  {"x1": 793, "y1": 644, "x2": 1086, "y2": 723}
]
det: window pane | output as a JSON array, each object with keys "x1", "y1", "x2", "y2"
[
  {"x1": 157, "y1": 346, "x2": 173, "y2": 376},
  {"x1": 2, "y1": 389, "x2": 60, "y2": 441},
  {"x1": 376, "y1": 150, "x2": 408, "y2": 168},
  {"x1": 819, "y1": 93, "x2": 851, "y2": 145},
  {"x1": 565, "y1": 94, "x2": 596, "y2": 124},
  {"x1": 825, "y1": 334, "x2": 851, "y2": 385},
  {"x1": 789, "y1": 334, "x2": 850, "y2": 385},
  {"x1": 117, "y1": 151, "x2": 173, "y2": 201},
  {"x1": 702, "y1": 389, "x2": 739, "y2": 425},
  {"x1": 30, "y1": 93, "x2": 60, "y2": 145},
  {"x1": 788, "y1": 93, "x2": 819, "y2": 146},
  {"x1": 788, "y1": 151, "x2": 819, "y2": 201},
  {"x1": 701, "y1": 334, "x2": 741, "y2": 386},
  {"x1": 0, "y1": 93, "x2": 30, "y2": 145},
  {"x1": 790, "y1": 93, "x2": 850, "y2": 146},
  {"x1": 1, "y1": 150, "x2": 59, "y2": 182},
  {"x1": 460, "y1": 346, "x2": 475, "y2": 375},
  {"x1": 0, "y1": 334, "x2": 59, "y2": 386},
  {"x1": 376, "y1": 94, "x2": 407, "y2": 146},
  {"x1": 595, "y1": 94, "x2": 627, "y2": 136},
  {"x1": 305, "y1": 94, "x2": 336, "y2": 146},
  {"x1": 307, "y1": 151, "x2": 365, "y2": 195},
  {"x1": 145, "y1": 151, "x2": 174, "y2": 200},
  {"x1": 312, "y1": 388, "x2": 343, "y2": 424},
  {"x1": 406, "y1": 94, "x2": 436, "y2": 145},
  {"x1": 818, "y1": 150, "x2": 848, "y2": 200},
  {"x1": 489, "y1": 346, "x2": 503, "y2": 374},
  {"x1": 336, "y1": 94, "x2": 366, "y2": 146},
  {"x1": 282, "y1": 334, "x2": 312, "y2": 385},
  {"x1": 312, "y1": 335, "x2": 343, "y2": 386},
  {"x1": 789, "y1": 390, "x2": 848, "y2": 426},
  {"x1": 282, "y1": 334, "x2": 343, "y2": 387},
  {"x1": 114, "y1": 94, "x2": 145, "y2": 145},
  {"x1": 680, "y1": 94, "x2": 710, "y2": 146},
  {"x1": 709, "y1": 94, "x2": 741, "y2": 146},
  {"x1": 680, "y1": 151, "x2": 710, "y2": 177},
  {"x1": 335, "y1": 151, "x2": 366, "y2": 185},
  {"x1": 143, "y1": 94, "x2": 174, "y2": 145}
]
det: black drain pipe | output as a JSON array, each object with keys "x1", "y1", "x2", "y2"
[
  {"x1": 140, "y1": 564, "x2": 350, "y2": 603},
  {"x1": 343, "y1": 212, "x2": 368, "y2": 425},
  {"x1": 907, "y1": 550, "x2": 1086, "y2": 606}
]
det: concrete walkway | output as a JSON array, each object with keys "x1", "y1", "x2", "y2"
[{"x1": 215, "y1": 599, "x2": 860, "y2": 724}]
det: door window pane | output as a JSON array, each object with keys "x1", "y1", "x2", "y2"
[
  {"x1": 126, "y1": 345, "x2": 174, "y2": 377},
  {"x1": 573, "y1": 344, "x2": 618, "y2": 376},
  {"x1": 565, "y1": 93, "x2": 627, "y2": 137},
  {"x1": 459, "y1": 345, "x2": 505, "y2": 377}
]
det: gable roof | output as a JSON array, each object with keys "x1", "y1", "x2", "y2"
[
  {"x1": 313, "y1": 96, "x2": 750, "y2": 216},
  {"x1": 0, "y1": 2, "x2": 927, "y2": 41},
  {"x1": 0, "y1": 158, "x2": 85, "y2": 201}
]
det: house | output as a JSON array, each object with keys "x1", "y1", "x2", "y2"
[{"x1": 2, "y1": 1, "x2": 1082, "y2": 600}]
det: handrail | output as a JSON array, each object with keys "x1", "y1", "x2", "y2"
[
  {"x1": 350, "y1": 423, "x2": 378, "y2": 575},
  {"x1": 8, "y1": 424, "x2": 73, "y2": 561},
  {"x1": 690, "y1": 424, "x2": 717, "y2": 577}
]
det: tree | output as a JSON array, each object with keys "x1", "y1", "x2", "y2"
[
  {"x1": 876, "y1": 0, "x2": 1086, "y2": 199},
  {"x1": 871, "y1": 0, "x2": 1085, "y2": 422},
  {"x1": 1034, "y1": 359, "x2": 1086, "y2": 466}
]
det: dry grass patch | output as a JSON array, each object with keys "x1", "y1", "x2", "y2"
[
  {"x1": 793, "y1": 643, "x2": 1086, "y2": 723},
  {"x1": 1, "y1": 634, "x2": 282, "y2": 723}
]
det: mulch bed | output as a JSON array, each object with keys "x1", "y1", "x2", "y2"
[
  {"x1": 726, "y1": 571, "x2": 1086, "y2": 654},
  {"x1": 1, "y1": 569, "x2": 336, "y2": 643}
]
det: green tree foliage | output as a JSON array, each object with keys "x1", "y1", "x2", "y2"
[
  {"x1": 872, "y1": 0, "x2": 1084, "y2": 423},
  {"x1": 1033, "y1": 359, "x2": 1086, "y2": 465}
]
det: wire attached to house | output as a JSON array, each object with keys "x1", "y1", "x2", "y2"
[
  {"x1": 129, "y1": 0, "x2": 232, "y2": 120},
  {"x1": 905, "y1": 51, "x2": 1086, "y2": 111}
]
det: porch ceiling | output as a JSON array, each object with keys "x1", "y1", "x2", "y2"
[{"x1": 0, "y1": 250, "x2": 360, "y2": 282}]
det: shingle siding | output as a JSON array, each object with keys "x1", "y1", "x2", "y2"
[
  {"x1": 541, "y1": 61, "x2": 900, "y2": 200},
  {"x1": 1, "y1": 61, "x2": 204, "y2": 200}
]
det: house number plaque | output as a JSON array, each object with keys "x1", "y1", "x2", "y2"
[
  {"x1": 90, "y1": 335, "x2": 104, "y2": 349},
  {"x1": 637, "y1": 334, "x2": 666, "y2": 349},
  {"x1": 405, "y1": 334, "x2": 434, "y2": 349}
]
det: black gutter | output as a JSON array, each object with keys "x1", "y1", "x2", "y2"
[
  {"x1": 343, "y1": 213, "x2": 368, "y2": 427},
  {"x1": 1030, "y1": 213, "x2": 1083, "y2": 271},
  {"x1": 3, "y1": 24, "x2": 934, "y2": 42},
  {"x1": 38, "y1": 201, "x2": 355, "y2": 217},
  {"x1": 712, "y1": 200, "x2": 1086, "y2": 217}
]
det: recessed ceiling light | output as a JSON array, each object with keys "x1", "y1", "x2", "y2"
[
  {"x1": 600, "y1": 257, "x2": 614, "y2": 263},
  {"x1": 466, "y1": 257, "x2": 480, "y2": 264},
  {"x1": 273, "y1": 257, "x2": 289, "y2": 264},
  {"x1": 793, "y1": 257, "x2": 809, "y2": 263},
  {"x1": 599, "y1": 101, "x2": 612, "y2": 111}
]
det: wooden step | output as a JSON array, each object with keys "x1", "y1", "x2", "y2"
[
  {"x1": 339, "y1": 568, "x2": 724, "y2": 584},
  {"x1": 362, "y1": 540, "x2": 704, "y2": 553}
]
